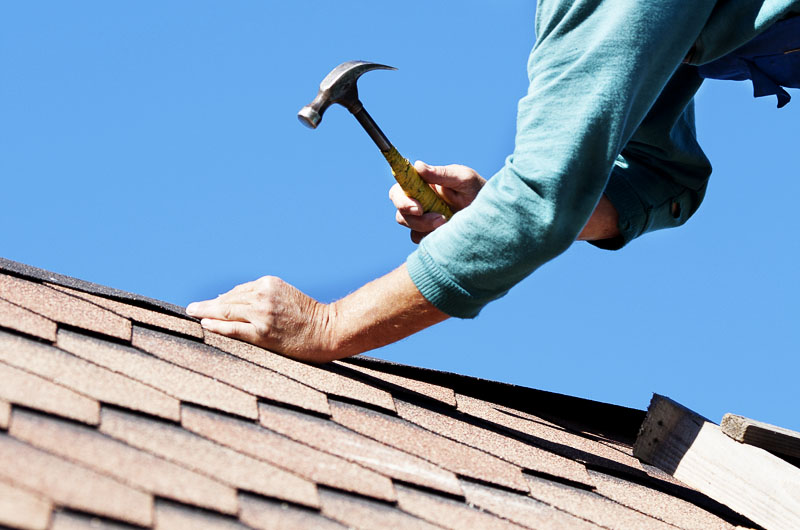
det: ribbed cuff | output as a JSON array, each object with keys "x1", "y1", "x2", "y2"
[
  {"x1": 406, "y1": 246, "x2": 484, "y2": 319},
  {"x1": 589, "y1": 167, "x2": 648, "y2": 251}
]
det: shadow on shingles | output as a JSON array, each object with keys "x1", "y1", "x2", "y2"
[
  {"x1": 46, "y1": 508, "x2": 145, "y2": 530},
  {"x1": 585, "y1": 464, "x2": 762, "y2": 529},
  {"x1": 330, "y1": 363, "x2": 652, "y2": 484},
  {"x1": 329, "y1": 363, "x2": 455, "y2": 412}
]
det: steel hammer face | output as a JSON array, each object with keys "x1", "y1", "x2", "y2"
[{"x1": 297, "y1": 60, "x2": 395, "y2": 129}]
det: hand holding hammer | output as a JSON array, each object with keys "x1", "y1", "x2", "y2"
[{"x1": 298, "y1": 61, "x2": 454, "y2": 219}]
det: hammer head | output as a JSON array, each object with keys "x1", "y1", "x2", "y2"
[{"x1": 298, "y1": 60, "x2": 396, "y2": 129}]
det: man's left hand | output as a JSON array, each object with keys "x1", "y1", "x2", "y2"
[{"x1": 186, "y1": 276, "x2": 336, "y2": 362}]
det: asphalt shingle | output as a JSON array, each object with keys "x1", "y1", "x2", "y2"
[
  {"x1": 524, "y1": 473, "x2": 676, "y2": 530},
  {"x1": 238, "y1": 493, "x2": 347, "y2": 530},
  {"x1": 181, "y1": 404, "x2": 397, "y2": 502},
  {"x1": 57, "y1": 329, "x2": 258, "y2": 419},
  {"x1": 258, "y1": 402, "x2": 462, "y2": 496},
  {"x1": 206, "y1": 332, "x2": 396, "y2": 413},
  {"x1": 395, "y1": 484, "x2": 526, "y2": 530},
  {"x1": 133, "y1": 327, "x2": 330, "y2": 415},
  {"x1": 457, "y1": 394, "x2": 647, "y2": 476},
  {"x1": 49, "y1": 284, "x2": 204, "y2": 339},
  {"x1": 337, "y1": 360, "x2": 457, "y2": 407},
  {"x1": 0, "y1": 330, "x2": 180, "y2": 421},
  {"x1": 330, "y1": 399, "x2": 531, "y2": 492},
  {"x1": 50, "y1": 512, "x2": 138, "y2": 530},
  {"x1": 0, "y1": 479, "x2": 52, "y2": 530},
  {"x1": 394, "y1": 397, "x2": 593, "y2": 488},
  {"x1": 0, "y1": 260, "x2": 761, "y2": 530},
  {"x1": 154, "y1": 501, "x2": 250, "y2": 530},
  {"x1": 9, "y1": 409, "x2": 239, "y2": 515},
  {"x1": 587, "y1": 469, "x2": 736, "y2": 530},
  {"x1": 319, "y1": 488, "x2": 441, "y2": 530},
  {"x1": 0, "y1": 274, "x2": 131, "y2": 340},
  {"x1": 0, "y1": 297, "x2": 57, "y2": 342},
  {"x1": 0, "y1": 434, "x2": 153, "y2": 527},
  {"x1": 0, "y1": 361, "x2": 100, "y2": 425},
  {"x1": 0, "y1": 400, "x2": 9, "y2": 429},
  {"x1": 99, "y1": 407, "x2": 320, "y2": 509},
  {"x1": 460, "y1": 479, "x2": 601, "y2": 530}
]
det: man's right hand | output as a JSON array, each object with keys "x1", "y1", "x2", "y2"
[{"x1": 389, "y1": 160, "x2": 486, "y2": 244}]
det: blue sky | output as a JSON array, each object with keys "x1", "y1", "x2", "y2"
[{"x1": 2, "y1": 2, "x2": 798, "y2": 431}]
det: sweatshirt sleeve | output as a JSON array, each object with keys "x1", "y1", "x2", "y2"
[
  {"x1": 591, "y1": 65, "x2": 712, "y2": 250},
  {"x1": 406, "y1": 0, "x2": 718, "y2": 319}
]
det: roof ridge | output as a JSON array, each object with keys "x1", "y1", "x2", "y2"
[{"x1": 0, "y1": 257, "x2": 191, "y2": 319}]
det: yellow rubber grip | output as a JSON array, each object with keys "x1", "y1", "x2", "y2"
[{"x1": 382, "y1": 147, "x2": 454, "y2": 219}]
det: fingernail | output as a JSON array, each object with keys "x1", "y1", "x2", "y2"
[
  {"x1": 432, "y1": 214, "x2": 447, "y2": 227},
  {"x1": 186, "y1": 303, "x2": 198, "y2": 315},
  {"x1": 409, "y1": 205, "x2": 422, "y2": 215}
]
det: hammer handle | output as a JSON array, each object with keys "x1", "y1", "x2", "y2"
[{"x1": 383, "y1": 147, "x2": 454, "y2": 219}]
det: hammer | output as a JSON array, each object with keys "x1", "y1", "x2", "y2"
[{"x1": 298, "y1": 60, "x2": 453, "y2": 219}]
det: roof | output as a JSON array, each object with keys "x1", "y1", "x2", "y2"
[{"x1": 0, "y1": 257, "x2": 758, "y2": 530}]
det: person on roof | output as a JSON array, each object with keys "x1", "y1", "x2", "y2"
[{"x1": 187, "y1": 0, "x2": 800, "y2": 362}]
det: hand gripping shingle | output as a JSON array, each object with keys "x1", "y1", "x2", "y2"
[{"x1": 298, "y1": 60, "x2": 453, "y2": 219}]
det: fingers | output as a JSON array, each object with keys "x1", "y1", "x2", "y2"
[
  {"x1": 389, "y1": 183, "x2": 422, "y2": 215},
  {"x1": 186, "y1": 299, "x2": 251, "y2": 322},
  {"x1": 395, "y1": 210, "x2": 447, "y2": 232},
  {"x1": 199, "y1": 318, "x2": 258, "y2": 341},
  {"x1": 414, "y1": 160, "x2": 480, "y2": 189}
]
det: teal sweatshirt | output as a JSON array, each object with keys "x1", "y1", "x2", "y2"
[{"x1": 407, "y1": 0, "x2": 800, "y2": 319}]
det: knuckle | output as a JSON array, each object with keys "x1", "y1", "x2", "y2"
[{"x1": 256, "y1": 275, "x2": 281, "y2": 291}]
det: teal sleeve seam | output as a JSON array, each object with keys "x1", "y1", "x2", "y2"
[{"x1": 406, "y1": 246, "x2": 484, "y2": 319}]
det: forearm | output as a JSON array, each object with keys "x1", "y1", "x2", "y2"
[{"x1": 326, "y1": 264, "x2": 448, "y2": 361}]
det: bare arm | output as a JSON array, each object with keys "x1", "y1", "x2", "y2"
[
  {"x1": 187, "y1": 161, "x2": 618, "y2": 363},
  {"x1": 186, "y1": 264, "x2": 446, "y2": 363}
]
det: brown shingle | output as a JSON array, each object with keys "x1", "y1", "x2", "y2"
[
  {"x1": 206, "y1": 332, "x2": 396, "y2": 412},
  {"x1": 394, "y1": 398, "x2": 593, "y2": 488},
  {"x1": 395, "y1": 484, "x2": 526, "y2": 530},
  {"x1": 49, "y1": 284, "x2": 204, "y2": 339},
  {"x1": 0, "y1": 274, "x2": 131, "y2": 340},
  {"x1": 587, "y1": 469, "x2": 736, "y2": 530},
  {"x1": 0, "y1": 399, "x2": 9, "y2": 429},
  {"x1": 50, "y1": 512, "x2": 137, "y2": 530},
  {"x1": 100, "y1": 407, "x2": 320, "y2": 509},
  {"x1": 154, "y1": 500, "x2": 250, "y2": 530},
  {"x1": 181, "y1": 404, "x2": 397, "y2": 502},
  {"x1": 133, "y1": 327, "x2": 330, "y2": 415},
  {"x1": 57, "y1": 329, "x2": 258, "y2": 419},
  {"x1": 0, "y1": 479, "x2": 52, "y2": 530},
  {"x1": 238, "y1": 493, "x2": 347, "y2": 530},
  {"x1": 460, "y1": 480, "x2": 601, "y2": 530},
  {"x1": 0, "y1": 297, "x2": 57, "y2": 341},
  {"x1": 524, "y1": 474, "x2": 675, "y2": 530},
  {"x1": 0, "y1": 361, "x2": 99, "y2": 425},
  {"x1": 0, "y1": 434, "x2": 153, "y2": 526},
  {"x1": 9, "y1": 409, "x2": 239, "y2": 515},
  {"x1": 319, "y1": 488, "x2": 441, "y2": 530},
  {"x1": 457, "y1": 394, "x2": 646, "y2": 475},
  {"x1": 0, "y1": 330, "x2": 179, "y2": 421},
  {"x1": 258, "y1": 402, "x2": 462, "y2": 496},
  {"x1": 329, "y1": 400, "x2": 530, "y2": 492},
  {"x1": 336, "y1": 361, "x2": 457, "y2": 407}
]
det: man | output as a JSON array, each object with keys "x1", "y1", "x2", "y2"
[{"x1": 187, "y1": 0, "x2": 799, "y2": 362}]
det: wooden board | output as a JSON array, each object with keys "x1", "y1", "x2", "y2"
[
  {"x1": 634, "y1": 394, "x2": 800, "y2": 530},
  {"x1": 722, "y1": 413, "x2": 800, "y2": 461}
]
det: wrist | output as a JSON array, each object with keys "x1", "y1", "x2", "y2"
[{"x1": 312, "y1": 300, "x2": 343, "y2": 361}]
